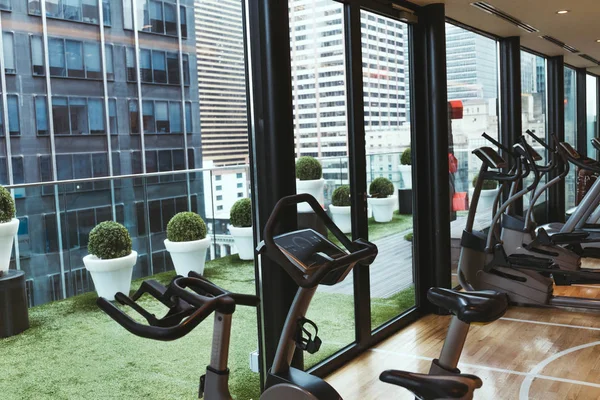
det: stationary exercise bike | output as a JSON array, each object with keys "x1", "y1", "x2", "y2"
[{"x1": 98, "y1": 194, "x2": 508, "y2": 399}]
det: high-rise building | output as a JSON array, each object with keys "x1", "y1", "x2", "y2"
[
  {"x1": 445, "y1": 24, "x2": 498, "y2": 101},
  {"x1": 0, "y1": 0, "x2": 203, "y2": 305},
  {"x1": 194, "y1": 0, "x2": 249, "y2": 166}
]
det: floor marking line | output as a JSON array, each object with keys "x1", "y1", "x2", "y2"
[
  {"x1": 370, "y1": 348, "x2": 600, "y2": 391},
  {"x1": 519, "y1": 341, "x2": 600, "y2": 400},
  {"x1": 500, "y1": 317, "x2": 600, "y2": 331}
]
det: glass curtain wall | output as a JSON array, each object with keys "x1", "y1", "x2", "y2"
[
  {"x1": 445, "y1": 23, "x2": 499, "y2": 286},
  {"x1": 587, "y1": 74, "x2": 598, "y2": 157},
  {"x1": 361, "y1": 11, "x2": 415, "y2": 330},
  {"x1": 521, "y1": 51, "x2": 547, "y2": 207},
  {"x1": 564, "y1": 66, "x2": 577, "y2": 209}
]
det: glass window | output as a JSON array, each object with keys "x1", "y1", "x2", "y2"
[
  {"x1": 49, "y1": 38, "x2": 66, "y2": 77},
  {"x1": 66, "y1": 40, "x2": 84, "y2": 78},
  {"x1": 69, "y1": 97, "x2": 88, "y2": 135},
  {"x1": 105, "y1": 45, "x2": 114, "y2": 80},
  {"x1": 129, "y1": 100, "x2": 139, "y2": 134},
  {"x1": 63, "y1": 0, "x2": 82, "y2": 22},
  {"x1": 123, "y1": 0, "x2": 133, "y2": 30},
  {"x1": 152, "y1": 51, "x2": 167, "y2": 83},
  {"x1": 3, "y1": 32, "x2": 15, "y2": 74},
  {"x1": 164, "y1": 3, "x2": 177, "y2": 36},
  {"x1": 88, "y1": 99, "x2": 104, "y2": 133},
  {"x1": 31, "y1": 36, "x2": 45, "y2": 76},
  {"x1": 73, "y1": 153, "x2": 92, "y2": 179},
  {"x1": 109, "y1": 98, "x2": 117, "y2": 134},
  {"x1": 28, "y1": 0, "x2": 41, "y2": 15},
  {"x1": 46, "y1": 0, "x2": 62, "y2": 18},
  {"x1": 155, "y1": 101, "x2": 169, "y2": 133},
  {"x1": 142, "y1": 101, "x2": 155, "y2": 133},
  {"x1": 140, "y1": 49, "x2": 152, "y2": 82},
  {"x1": 82, "y1": 0, "x2": 99, "y2": 24},
  {"x1": 126, "y1": 47, "x2": 136, "y2": 81},
  {"x1": 182, "y1": 54, "x2": 190, "y2": 85},
  {"x1": 236, "y1": 173, "x2": 242, "y2": 178},
  {"x1": 180, "y1": 6, "x2": 187, "y2": 38},
  {"x1": 166, "y1": 52, "x2": 179, "y2": 84},
  {"x1": 92, "y1": 153, "x2": 108, "y2": 177},
  {"x1": 564, "y1": 67, "x2": 577, "y2": 210},
  {"x1": 169, "y1": 102, "x2": 182, "y2": 133},
  {"x1": 102, "y1": 0, "x2": 111, "y2": 25},
  {"x1": 587, "y1": 75, "x2": 598, "y2": 156},
  {"x1": 185, "y1": 102, "x2": 192, "y2": 132},
  {"x1": 35, "y1": 97, "x2": 49, "y2": 135},
  {"x1": 149, "y1": 1, "x2": 164, "y2": 34},
  {"x1": 84, "y1": 42, "x2": 101, "y2": 79},
  {"x1": 7, "y1": 95, "x2": 19, "y2": 136},
  {"x1": 0, "y1": 0, "x2": 10, "y2": 11},
  {"x1": 53, "y1": 97, "x2": 70, "y2": 135}
]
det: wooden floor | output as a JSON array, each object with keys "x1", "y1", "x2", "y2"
[{"x1": 326, "y1": 285, "x2": 600, "y2": 399}]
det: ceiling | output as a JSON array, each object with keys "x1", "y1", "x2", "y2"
[{"x1": 409, "y1": 0, "x2": 600, "y2": 75}]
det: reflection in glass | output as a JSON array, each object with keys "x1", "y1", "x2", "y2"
[
  {"x1": 587, "y1": 75, "x2": 598, "y2": 156},
  {"x1": 564, "y1": 67, "x2": 577, "y2": 210}
]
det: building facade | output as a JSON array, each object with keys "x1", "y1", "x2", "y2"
[{"x1": 0, "y1": 0, "x2": 203, "y2": 305}]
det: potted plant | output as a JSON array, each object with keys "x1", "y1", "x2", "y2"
[
  {"x1": 329, "y1": 185, "x2": 351, "y2": 234},
  {"x1": 229, "y1": 198, "x2": 254, "y2": 260},
  {"x1": 296, "y1": 156, "x2": 324, "y2": 213},
  {"x1": 164, "y1": 211, "x2": 211, "y2": 276},
  {"x1": 0, "y1": 185, "x2": 18, "y2": 275},
  {"x1": 83, "y1": 221, "x2": 137, "y2": 301},
  {"x1": 399, "y1": 147, "x2": 412, "y2": 189},
  {"x1": 405, "y1": 231, "x2": 414, "y2": 255},
  {"x1": 368, "y1": 177, "x2": 396, "y2": 223},
  {"x1": 471, "y1": 175, "x2": 498, "y2": 211}
]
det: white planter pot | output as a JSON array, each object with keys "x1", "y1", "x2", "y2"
[
  {"x1": 399, "y1": 165, "x2": 412, "y2": 189},
  {"x1": 329, "y1": 205, "x2": 352, "y2": 234},
  {"x1": 229, "y1": 226, "x2": 254, "y2": 260},
  {"x1": 0, "y1": 218, "x2": 18, "y2": 274},
  {"x1": 469, "y1": 188, "x2": 498, "y2": 211},
  {"x1": 164, "y1": 237, "x2": 211, "y2": 277},
  {"x1": 368, "y1": 196, "x2": 396, "y2": 223},
  {"x1": 83, "y1": 251, "x2": 137, "y2": 301},
  {"x1": 296, "y1": 178, "x2": 325, "y2": 213}
]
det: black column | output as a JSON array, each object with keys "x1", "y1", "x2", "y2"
[
  {"x1": 576, "y1": 68, "x2": 588, "y2": 156},
  {"x1": 245, "y1": 0, "x2": 299, "y2": 386},
  {"x1": 412, "y1": 3, "x2": 450, "y2": 311},
  {"x1": 498, "y1": 37, "x2": 522, "y2": 213},
  {"x1": 547, "y1": 56, "x2": 565, "y2": 222}
]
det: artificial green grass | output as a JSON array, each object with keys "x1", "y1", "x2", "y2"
[
  {"x1": 328, "y1": 212, "x2": 413, "y2": 248},
  {"x1": 0, "y1": 255, "x2": 415, "y2": 400}
]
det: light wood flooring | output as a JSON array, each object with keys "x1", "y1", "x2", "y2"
[{"x1": 326, "y1": 285, "x2": 600, "y2": 399}]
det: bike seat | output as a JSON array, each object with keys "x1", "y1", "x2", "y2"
[
  {"x1": 379, "y1": 370, "x2": 482, "y2": 400},
  {"x1": 427, "y1": 288, "x2": 508, "y2": 324}
]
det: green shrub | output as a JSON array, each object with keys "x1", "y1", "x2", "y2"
[
  {"x1": 401, "y1": 148, "x2": 411, "y2": 166},
  {"x1": 0, "y1": 185, "x2": 15, "y2": 223},
  {"x1": 369, "y1": 177, "x2": 394, "y2": 198},
  {"x1": 167, "y1": 212, "x2": 207, "y2": 242},
  {"x1": 230, "y1": 198, "x2": 252, "y2": 227},
  {"x1": 296, "y1": 156, "x2": 322, "y2": 180},
  {"x1": 332, "y1": 185, "x2": 351, "y2": 207},
  {"x1": 404, "y1": 232, "x2": 413, "y2": 242},
  {"x1": 88, "y1": 221, "x2": 132, "y2": 260},
  {"x1": 472, "y1": 174, "x2": 498, "y2": 190}
]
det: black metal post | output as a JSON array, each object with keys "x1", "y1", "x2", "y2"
[
  {"x1": 547, "y1": 56, "x2": 565, "y2": 222},
  {"x1": 245, "y1": 0, "x2": 300, "y2": 386},
  {"x1": 576, "y1": 68, "x2": 587, "y2": 156},
  {"x1": 499, "y1": 37, "x2": 522, "y2": 214},
  {"x1": 411, "y1": 3, "x2": 451, "y2": 312},
  {"x1": 343, "y1": 2, "x2": 371, "y2": 349}
]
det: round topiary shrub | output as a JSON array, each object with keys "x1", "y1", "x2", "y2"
[
  {"x1": 404, "y1": 232, "x2": 413, "y2": 242},
  {"x1": 167, "y1": 212, "x2": 207, "y2": 242},
  {"x1": 296, "y1": 156, "x2": 322, "y2": 180},
  {"x1": 230, "y1": 198, "x2": 252, "y2": 227},
  {"x1": 401, "y1": 148, "x2": 411, "y2": 166},
  {"x1": 332, "y1": 185, "x2": 351, "y2": 207},
  {"x1": 0, "y1": 185, "x2": 15, "y2": 224},
  {"x1": 369, "y1": 177, "x2": 394, "y2": 198},
  {"x1": 472, "y1": 174, "x2": 498, "y2": 190},
  {"x1": 88, "y1": 221, "x2": 132, "y2": 260}
]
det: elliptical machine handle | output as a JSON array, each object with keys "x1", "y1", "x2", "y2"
[{"x1": 526, "y1": 129, "x2": 554, "y2": 152}]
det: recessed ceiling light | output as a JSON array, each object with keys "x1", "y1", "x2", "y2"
[
  {"x1": 596, "y1": 39, "x2": 600, "y2": 43},
  {"x1": 556, "y1": 10, "x2": 570, "y2": 14}
]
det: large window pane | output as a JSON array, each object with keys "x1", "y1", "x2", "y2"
[
  {"x1": 66, "y1": 40, "x2": 84, "y2": 78},
  {"x1": 53, "y1": 97, "x2": 70, "y2": 135},
  {"x1": 69, "y1": 97, "x2": 88, "y2": 135},
  {"x1": 88, "y1": 99, "x2": 104, "y2": 134},
  {"x1": 84, "y1": 42, "x2": 101, "y2": 79},
  {"x1": 446, "y1": 23, "x2": 499, "y2": 287},
  {"x1": 564, "y1": 67, "x2": 577, "y2": 210},
  {"x1": 31, "y1": 36, "x2": 45, "y2": 76},
  {"x1": 140, "y1": 49, "x2": 152, "y2": 82},
  {"x1": 82, "y1": 0, "x2": 99, "y2": 24},
  {"x1": 3, "y1": 32, "x2": 15, "y2": 74},
  {"x1": 152, "y1": 51, "x2": 167, "y2": 83},
  {"x1": 588, "y1": 75, "x2": 598, "y2": 156},
  {"x1": 49, "y1": 38, "x2": 66, "y2": 77}
]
